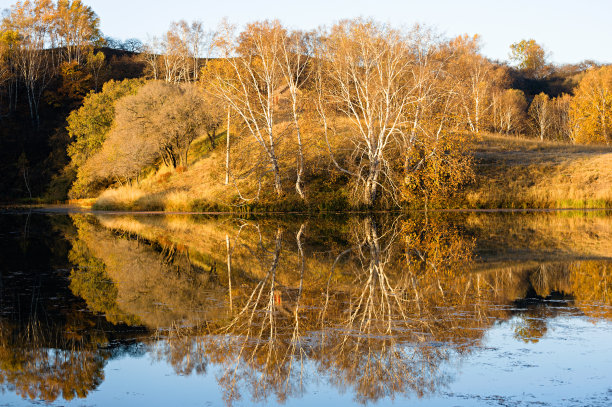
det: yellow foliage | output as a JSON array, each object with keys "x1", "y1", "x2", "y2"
[{"x1": 570, "y1": 65, "x2": 612, "y2": 144}]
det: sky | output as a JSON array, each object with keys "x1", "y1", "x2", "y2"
[{"x1": 12, "y1": 0, "x2": 612, "y2": 65}]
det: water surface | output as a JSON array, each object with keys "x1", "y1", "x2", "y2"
[{"x1": 0, "y1": 210, "x2": 611, "y2": 406}]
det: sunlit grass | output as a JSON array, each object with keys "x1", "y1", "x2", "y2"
[
  {"x1": 91, "y1": 132, "x2": 612, "y2": 212},
  {"x1": 463, "y1": 133, "x2": 612, "y2": 209}
]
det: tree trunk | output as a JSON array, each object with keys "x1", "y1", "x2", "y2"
[
  {"x1": 226, "y1": 234, "x2": 233, "y2": 312},
  {"x1": 363, "y1": 160, "x2": 380, "y2": 207},
  {"x1": 225, "y1": 108, "x2": 230, "y2": 185},
  {"x1": 294, "y1": 114, "x2": 305, "y2": 199},
  {"x1": 207, "y1": 131, "x2": 216, "y2": 149},
  {"x1": 272, "y1": 158, "x2": 282, "y2": 197}
]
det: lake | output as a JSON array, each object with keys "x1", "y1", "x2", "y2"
[{"x1": 0, "y1": 209, "x2": 611, "y2": 406}]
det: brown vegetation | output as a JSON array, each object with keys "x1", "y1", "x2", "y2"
[{"x1": 466, "y1": 133, "x2": 612, "y2": 208}]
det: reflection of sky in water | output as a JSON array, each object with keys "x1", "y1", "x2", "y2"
[
  {"x1": 4, "y1": 316, "x2": 611, "y2": 406},
  {"x1": 2, "y1": 212, "x2": 612, "y2": 406}
]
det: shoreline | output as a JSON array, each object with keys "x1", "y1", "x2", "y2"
[{"x1": 2, "y1": 204, "x2": 611, "y2": 216}]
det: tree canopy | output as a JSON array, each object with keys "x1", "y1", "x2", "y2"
[
  {"x1": 569, "y1": 65, "x2": 612, "y2": 144},
  {"x1": 510, "y1": 39, "x2": 548, "y2": 78}
]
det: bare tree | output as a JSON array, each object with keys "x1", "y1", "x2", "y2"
[
  {"x1": 141, "y1": 37, "x2": 161, "y2": 80},
  {"x1": 209, "y1": 20, "x2": 288, "y2": 196},
  {"x1": 314, "y1": 19, "x2": 416, "y2": 206},
  {"x1": 278, "y1": 30, "x2": 312, "y2": 199},
  {"x1": 144, "y1": 20, "x2": 215, "y2": 83}
]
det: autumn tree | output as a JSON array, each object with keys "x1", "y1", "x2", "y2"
[
  {"x1": 85, "y1": 48, "x2": 105, "y2": 91},
  {"x1": 0, "y1": 29, "x2": 18, "y2": 114},
  {"x1": 313, "y1": 21, "x2": 474, "y2": 207},
  {"x1": 143, "y1": 20, "x2": 214, "y2": 83},
  {"x1": 278, "y1": 29, "x2": 312, "y2": 198},
  {"x1": 111, "y1": 81, "x2": 207, "y2": 168},
  {"x1": 509, "y1": 39, "x2": 549, "y2": 78},
  {"x1": 75, "y1": 81, "x2": 209, "y2": 193},
  {"x1": 491, "y1": 88, "x2": 527, "y2": 134},
  {"x1": 200, "y1": 92, "x2": 225, "y2": 149},
  {"x1": 569, "y1": 65, "x2": 612, "y2": 144},
  {"x1": 67, "y1": 79, "x2": 144, "y2": 167},
  {"x1": 528, "y1": 92, "x2": 551, "y2": 141},
  {"x1": 67, "y1": 78, "x2": 144, "y2": 197},
  {"x1": 314, "y1": 19, "x2": 416, "y2": 206},
  {"x1": 140, "y1": 37, "x2": 161, "y2": 79},
  {"x1": 199, "y1": 44, "x2": 235, "y2": 184},
  {"x1": 1, "y1": 0, "x2": 58, "y2": 125},
  {"x1": 53, "y1": 0, "x2": 102, "y2": 64},
  {"x1": 207, "y1": 20, "x2": 288, "y2": 197},
  {"x1": 549, "y1": 93, "x2": 572, "y2": 141},
  {"x1": 1, "y1": 0, "x2": 101, "y2": 124},
  {"x1": 448, "y1": 34, "x2": 508, "y2": 134}
]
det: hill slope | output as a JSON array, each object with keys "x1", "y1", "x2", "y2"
[
  {"x1": 87, "y1": 133, "x2": 612, "y2": 211},
  {"x1": 465, "y1": 134, "x2": 612, "y2": 209}
]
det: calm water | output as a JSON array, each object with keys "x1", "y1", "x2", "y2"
[{"x1": 0, "y1": 210, "x2": 611, "y2": 406}]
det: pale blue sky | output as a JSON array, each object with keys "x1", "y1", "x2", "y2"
[{"x1": 26, "y1": 0, "x2": 612, "y2": 64}]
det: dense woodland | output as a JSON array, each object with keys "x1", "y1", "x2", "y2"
[{"x1": 0, "y1": 0, "x2": 610, "y2": 207}]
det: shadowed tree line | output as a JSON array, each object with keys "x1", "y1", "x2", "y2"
[{"x1": 0, "y1": 0, "x2": 145, "y2": 200}]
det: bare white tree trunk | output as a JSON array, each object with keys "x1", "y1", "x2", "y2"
[{"x1": 225, "y1": 107, "x2": 230, "y2": 185}]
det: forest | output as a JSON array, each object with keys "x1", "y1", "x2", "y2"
[{"x1": 1, "y1": 0, "x2": 611, "y2": 210}]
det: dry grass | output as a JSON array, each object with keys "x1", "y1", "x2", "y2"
[
  {"x1": 464, "y1": 133, "x2": 612, "y2": 209},
  {"x1": 91, "y1": 131, "x2": 612, "y2": 211},
  {"x1": 95, "y1": 186, "x2": 147, "y2": 209},
  {"x1": 92, "y1": 147, "x2": 242, "y2": 211}
]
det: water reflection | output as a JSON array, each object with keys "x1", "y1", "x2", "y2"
[
  {"x1": 0, "y1": 214, "x2": 148, "y2": 401},
  {"x1": 0, "y1": 211, "x2": 611, "y2": 405}
]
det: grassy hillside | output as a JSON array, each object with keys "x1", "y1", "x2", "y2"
[
  {"x1": 82, "y1": 132, "x2": 612, "y2": 212},
  {"x1": 464, "y1": 134, "x2": 612, "y2": 209},
  {"x1": 89, "y1": 129, "x2": 352, "y2": 212}
]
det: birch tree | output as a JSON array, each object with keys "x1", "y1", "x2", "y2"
[
  {"x1": 569, "y1": 65, "x2": 612, "y2": 144},
  {"x1": 528, "y1": 92, "x2": 551, "y2": 141},
  {"x1": 315, "y1": 19, "x2": 415, "y2": 206},
  {"x1": 208, "y1": 20, "x2": 287, "y2": 196},
  {"x1": 53, "y1": 0, "x2": 101, "y2": 64},
  {"x1": 145, "y1": 20, "x2": 215, "y2": 83},
  {"x1": 491, "y1": 88, "x2": 527, "y2": 134},
  {"x1": 278, "y1": 30, "x2": 311, "y2": 198},
  {"x1": 449, "y1": 34, "x2": 507, "y2": 134},
  {"x1": 549, "y1": 94, "x2": 572, "y2": 142},
  {"x1": 2, "y1": 0, "x2": 58, "y2": 125}
]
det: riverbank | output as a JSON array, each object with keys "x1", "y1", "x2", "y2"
[{"x1": 71, "y1": 133, "x2": 612, "y2": 212}]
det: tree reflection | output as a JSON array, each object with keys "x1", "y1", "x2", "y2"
[
  {"x1": 0, "y1": 320, "x2": 107, "y2": 401},
  {"x1": 181, "y1": 215, "x2": 503, "y2": 404},
  {"x1": 8, "y1": 212, "x2": 608, "y2": 405},
  {"x1": 0, "y1": 214, "x2": 150, "y2": 403}
]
